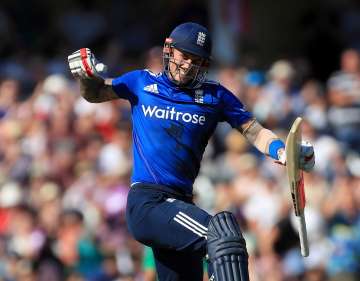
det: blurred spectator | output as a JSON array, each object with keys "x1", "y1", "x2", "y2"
[
  {"x1": 301, "y1": 119, "x2": 343, "y2": 180},
  {"x1": 212, "y1": 66, "x2": 247, "y2": 154},
  {"x1": 243, "y1": 70, "x2": 265, "y2": 111},
  {"x1": 57, "y1": 2, "x2": 107, "y2": 48},
  {"x1": 0, "y1": 3, "x2": 358, "y2": 279},
  {"x1": 327, "y1": 48, "x2": 360, "y2": 152},
  {"x1": 7, "y1": 205, "x2": 45, "y2": 259},
  {"x1": 56, "y1": 209, "x2": 103, "y2": 278},
  {"x1": 144, "y1": 46, "x2": 163, "y2": 74},
  {"x1": 323, "y1": 177, "x2": 360, "y2": 281},
  {"x1": 217, "y1": 65, "x2": 245, "y2": 98},
  {"x1": 300, "y1": 80, "x2": 328, "y2": 133},
  {"x1": 102, "y1": 39, "x2": 125, "y2": 77},
  {"x1": 0, "y1": 79, "x2": 20, "y2": 119},
  {"x1": 253, "y1": 60, "x2": 299, "y2": 129},
  {"x1": 98, "y1": 127, "x2": 132, "y2": 177}
]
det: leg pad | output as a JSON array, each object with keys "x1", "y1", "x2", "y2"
[{"x1": 207, "y1": 211, "x2": 249, "y2": 281}]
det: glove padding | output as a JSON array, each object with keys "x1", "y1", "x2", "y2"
[
  {"x1": 68, "y1": 48, "x2": 107, "y2": 79},
  {"x1": 299, "y1": 140, "x2": 315, "y2": 172},
  {"x1": 277, "y1": 140, "x2": 315, "y2": 172}
]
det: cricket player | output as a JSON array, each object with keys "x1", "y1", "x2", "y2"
[{"x1": 68, "y1": 22, "x2": 315, "y2": 281}]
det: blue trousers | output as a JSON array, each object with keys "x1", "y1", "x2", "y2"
[{"x1": 126, "y1": 183, "x2": 212, "y2": 281}]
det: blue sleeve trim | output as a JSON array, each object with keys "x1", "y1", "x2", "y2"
[{"x1": 268, "y1": 139, "x2": 285, "y2": 160}]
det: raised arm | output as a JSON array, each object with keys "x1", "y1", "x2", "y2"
[{"x1": 68, "y1": 48, "x2": 119, "y2": 103}]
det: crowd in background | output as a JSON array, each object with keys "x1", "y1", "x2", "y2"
[
  {"x1": 0, "y1": 1, "x2": 360, "y2": 281},
  {"x1": 0, "y1": 45, "x2": 359, "y2": 281}
]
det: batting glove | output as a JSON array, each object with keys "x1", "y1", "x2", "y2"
[
  {"x1": 276, "y1": 140, "x2": 315, "y2": 172},
  {"x1": 299, "y1": 140, "x2": 315, "y2": 172},
  {"x1": 68, "y1": 48, "x2": 107, "y2": 79}
]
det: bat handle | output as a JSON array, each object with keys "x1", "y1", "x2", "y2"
[{"x1": 297, "y1": 214, "x2": 309, "y2": 257}]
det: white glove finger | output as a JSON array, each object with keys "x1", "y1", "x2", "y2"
[
  {"x1": 68, "y1": 51, "x2": 84, "y2": 77},
  {"x1": 68, "y1": 52, "x2": 80, "y2": 62},
  {"x1": 68, "y1": 51, "x2": 83, "y2": 64},
  {"x1": 71, "y1": 67, "x2": 80, "y2": 75},
  {"x1": 70, "y1": 67, "x2": 80, "y2": 74},
  {"x1": 74, "y1": 60, "x2": 84, "y2": 71},
  {"x1": 70, "y1": 66, "x2": 82, "y2": 75},
  {"x1": 70, "y1": 62, "x2": 87, "y2": 78},
  {"x1": 71, "y1": 58, "x2": 90, "y2": 78},
  {"x1": 69, "y1": 60, "x2": 80, "y2": 71},
  {"x1": 70, "y1": 69, "x2": 82, "y2": 79}
]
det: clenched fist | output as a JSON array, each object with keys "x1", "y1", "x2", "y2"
[{"x1": 68, "y1": 48, "x2": 107, "y2": 80}]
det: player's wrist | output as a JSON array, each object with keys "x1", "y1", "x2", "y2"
[
  {"x1": 80, "y1": 75, "x2": 104, "y2": 87},
  {"x1": 268, "y1": 139, "x2": 285, "y2": 160}
]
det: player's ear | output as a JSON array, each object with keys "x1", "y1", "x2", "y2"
[{"x1": 202, "y1": 59, "x2": 210, "y2": 68}]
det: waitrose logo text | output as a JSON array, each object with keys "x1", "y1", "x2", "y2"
[{"x1": 141, "y1": 105, "x2": 206, "y2": 125}]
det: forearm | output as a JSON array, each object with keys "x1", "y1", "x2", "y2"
[
  {"x1": 79, "y1": 78, "x2": 118, "y2": 103},
  {"x1": 241, "y1": 119, "x2": 284, "y2": 159},
  {"x1": 254, "y1": 128, "x2": 282, "y2": 155}
]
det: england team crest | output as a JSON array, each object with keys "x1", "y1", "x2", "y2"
[{"x1": 194, "y1": 90, "x2": 204, "y2": 104}]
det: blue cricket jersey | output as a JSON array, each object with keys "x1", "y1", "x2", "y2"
[{"x1": 112, "y1": 70, "x2": 252, "y2": 194}]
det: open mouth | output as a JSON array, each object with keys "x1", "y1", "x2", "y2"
[
  {"x1": 179, "y1": 67, "x2": 190, "y2": 75},
  {"x1": 166, "y1": 57, "x2": 206, "y2": 88}
]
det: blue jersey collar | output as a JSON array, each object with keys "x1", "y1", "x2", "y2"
[{"x1": 161, "y1": 71, "x2": 182, "y2": 89}]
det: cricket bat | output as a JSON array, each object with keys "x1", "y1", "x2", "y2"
[{"x1": 285, "y1": 117, "x2": 309, "y2": 257}]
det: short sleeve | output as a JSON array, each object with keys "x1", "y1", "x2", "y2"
[
  {"x1": 220, "y1": 86, "x2": 253, "y2": 128},
  {"x1": 112, "y1": 70, "x2": 141, "y2": 104}
]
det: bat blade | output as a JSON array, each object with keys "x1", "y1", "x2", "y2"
[{"x1": 285, "y1": 117, "x2": 309, "y2": 257}]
